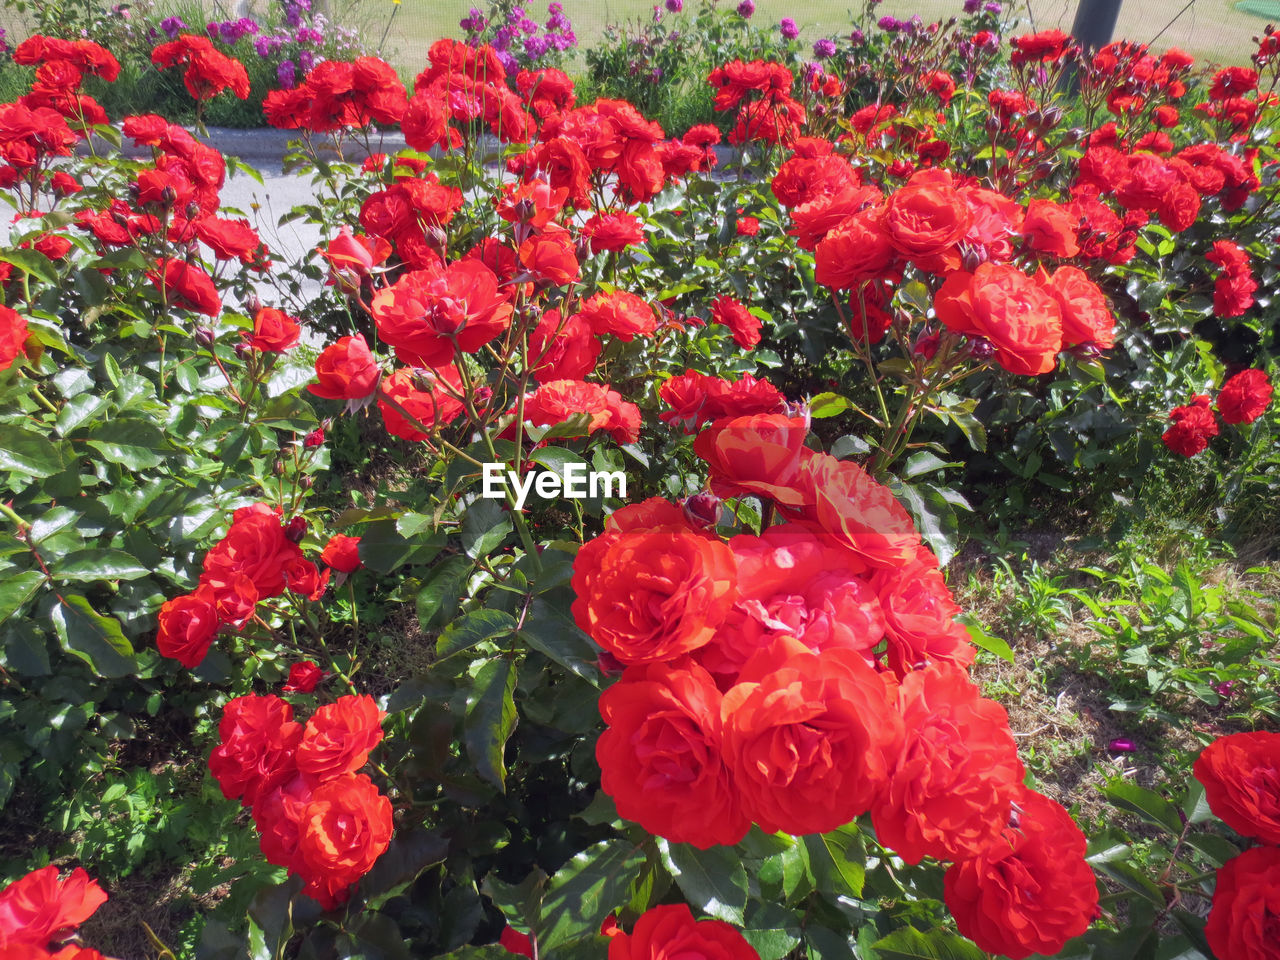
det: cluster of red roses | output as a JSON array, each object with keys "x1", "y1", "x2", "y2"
[
  {"x1": 150, "y1": 33, "x2": 250, "y2": 102},
  {"x1": 297, "y1": 54, "x2": 759, "y2": 449},
  {"x1": 1162, "y1": 368, "x2": 1274, "y2": 457},
  {"x1": 0, "y1": 864, "x2": 108, "y2": 959},
  {"x1": 707, "y1": 59, "x2": 807, "y2": 146},
  {"x1": 1192, "y1": 731, "x2": 1280, "y2": 960},
  {"x1": 155, "y1": 503, "x2": 362, "y2": 669},
  {"x1": 574, "y1": 407, "x2": 1099, "y2": 959},
  {"x1": 7, "y1": 34, "x2": 118, "y2": 132},
  {"x1": 208, "y1": 693, "x2": 392, "y2": 909},
  {"x1": 771, "y1": 142, "x2": 1116, "y2": 374},
  {"x1": 1205, "y1": 239, "x2": 1257, "y2": 318}
]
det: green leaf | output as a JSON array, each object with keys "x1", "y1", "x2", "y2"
[
  {"x1": 1103, "y1": 782, "x2": 1183, "y2": 835},
  {"x1": 55, "y1": 393, "x2": 111, "y2": 437},
  {"x1": 462, "y1": 499, "x2": 512, "y2": 559},
  {"x1": 809, "y1": 393, "x2": 852, "y2": 418},
  {"x1": 464, "y1": 658, "x2": 518, "y2": 792},
  {"x1": 51, "y1": 549, "x2": 149, "y2": 583},
  {"x1": 417, "y1": 555, "x2": 473, "y2": 627},
  {"x1": 0, "y1": 248, "x2": 59, "y2": 285},
  {"x1": 358, "y1": 522, "x2": 445, "y2": 574},
  {"x1": 537, "y1": 840, "x2": 645, "y2": 953},
  {"x1": 871, "y1": 926, "x2": 987, "y2": 960},
  {"x1": 437, "y1": 609, "x2": 517, "y2": 661},
  {"x1": 958, "y1": 615, "x2": 1014, "y2": 664},
  {"x1": 517, "y1": 598, "x2": 602, "y2": 687},
  {"x1": 1182, "y1": 780, "x2": 1214, "y2": 824},
  {"x1": 887, "y1": 479, "x2": 960, "y2": 566},
  {"x1": 660, "y1": 841, "x2": 747, "y2": 925},
  {"x1": 49, "y1": 593, "x2": 138, "y2": 677},
  {"x1": 808, "y1": 822, "x2": 865, "y2": 898},
  {"x1": 0, "y1": 425, "x2": 65, "y2": 478},
  {"x1": 904, "y1": 451, "x2": 953, "y2": 478},
  {"x1": 86, "y1": 420, "x2": 169, "y2": 470},
  {"x1": 950, "y1": 409, "x2": 987, "y2": 452},
  {"x1": 528, "y1": 446, "x2": 588, "y2": 474},
  {"x1": 0, "y1": 569, "x2": 46, "y2": 623}
]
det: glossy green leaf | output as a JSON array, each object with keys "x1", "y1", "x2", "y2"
[
  {"x1": 517, "y1": 598, "x2": 602, "y2": 687},
  {"x1": 464, "y1": 658, "x2": 518, "y2": 791},
  {"x1": 437, "y1": 609, "x2": 517, "y2": 661},
  {"x1": 660, "y1": 840, "x2": 747, "y2": 925},
  {"x1": 871, "y1": 926, "x2": 986, "y2": 960},
  {"x1": 50, "y1": 593, "x2": 137, "y2": 677},
  {"x1": 0, "y1": 425, "x2": 65, "y2": 478},
  {"x1": 51, "y1": 549, "x2": 149, "y2": 583},
  {"x1": 0, "y1": 569, "x2": 46, "y2": 623},
  {"x1": 86, "y1": 420, "x2": 169, "y2": 470},
  {"x1": 1103, "y1": 782, "x2": 1183, "y2": 835},
  {"x1": 537, "y1": 839, "x2": 646, "y2": 952},
  {"x1": 462, "y1": 499, "x2": 512, "y2": 559}
]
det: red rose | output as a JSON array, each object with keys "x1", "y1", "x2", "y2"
[
  {"x1": 283, "y1": 660, "x2": 327, "y2": 694},
  {"x1": 246, "y1": 307, "x2": 301, "y2": 352},
  {"x1": 251, "y1": 773, "x2": 313, "y2": 869},
  {"x1": 658, "y1": 371, "x2": 785, "y2": 433},
  {"x1": 872, "y1": 558, "x2": 974, "y2": 677},
  {"x1": 296, "y1": 694, "x2": 385, "y2": 784},
  {"x1": 309, "y1": 334, "x2": 381, "y2": 401},
  {"x1": 0, "y1": 865, "x2": 107, "y2": 950},
  {"x1": 1021, "y1": 198, "x2": 1079, "y2": 257},
  {"x1": 710, "y1": 295, "x2": 762, "y2": 349},
  {"x1": 575, "y1": 291, "x2": 657, "y2": 342},
  {"x1": 572, "y1": 527, "x2": 737, "y2": 664},
  {"x1": 512, "y1": 379, "x2": 640, "y2": 444},
  {"x1": 784, "y1": 452, "x2": 923, "y2": 571},
  {"x1": 582, "y1": 212, "x2": 645, "y2": 254},
  {"x1": 1205, "y1": 846, "x2": 1280, "y2": 960},
  {"x1": 194, "y1": 216, "x2": 260, "y2": 262},
  {"x1": 151, "y1": 257, "x2": 221, "y2": 317},
  {"x1": 736, "y1": 215, "x2": 760, "y2": 236},
  {"x1": 597, "y1": 659, "x2": 750, "y2": 847},
  {"x1": 155, "y1": 583, "x2": 220, "y2": 668},
  {"x1": 695, "y1": 525, "x2": 884, "y2": 685},
  {"x1": 933, "y1": 263, "x2": 1064, "y2": 376},
  {"x1": 207, "y1": 694, "x2": 303, "y2": 807},
  {"x1": 320, "y1": 534, "x2": 363, "y2": 573},
  {"x1": 1193, "y1": 731, "x2": 1280, "y2": 843},
  {"x1": 527, "y1": 308, "x2": 601, "y2": 382},
  {"x1": 694, "y1": 414, "x2": 810, "y2": 508},
  {"x1": 871, "y1": 663, "x2": 1023, "y2": 864},
  {"x1": 518, "y1": 225, "x2": 580, "y2": 286},
  {"x1": 1217, "y1": 368, "x2": 1272, "y2": 424},
  {"x1": 200, "y1": 502, "x2": 307, "y2": 600},
  {"x1": 377, "y1": 367, "x2": 465, "y2": 442},
  {"x1": 722, "y1": 638, "x2": 903, "y2": 836},
  {"x1": 609, "y1": 905, "x2": 759, "y2": 960},
  {"x1": 1162, "y1": 394, "x2": 1219, "y2": 457},
  {"x1": 1010, "y1": 29, "x2": 1074, "y2": 64},
  {"x1": 372, "y1": 260, "x2": 512, "y2": 368},
  {"x1": 882, "y1": 168, "x2": 971, "y2": 268},
  {"x1": 944, "y1": 788, "x2": 1099, "y2": 959},
  {"x1": 499, "y1": 927, "x2": 535, "y2": 958},
  {"x1": 1046, "y1": 266, "x2": 1115, "y2": 349},
  {"x1": 294, "y1": 773, "x2": 393, "y2": 909},
  {"x1": 0, "y1": 305, "x2": 29, "y2": 371}
]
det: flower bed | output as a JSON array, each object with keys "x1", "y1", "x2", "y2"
[{"x1": 0, "y1": 6, "x2": 1277, "y2": 960}]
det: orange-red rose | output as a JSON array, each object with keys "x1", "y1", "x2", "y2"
[
  {"x1": 609, "y1": 905, "x2": 760, "y2": 960},
  {"x1": 1205, "y1": 846, "x2": 1280, "y2": 960},
  {"x1": 933, "y1": 262, "x2": 1064, "y2": 375},
  {"x1": 1193, "y1": 731, "x2": 1280, "y2": 844}
]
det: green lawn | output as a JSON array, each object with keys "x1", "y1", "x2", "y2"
[{"x1": 366, "y1": 0, "x2": 1261, "y2": 71}]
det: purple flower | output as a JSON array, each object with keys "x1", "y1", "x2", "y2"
[
  {"x1": 878, "y1": 15, "x2": 902, "y2": 30},
  {"x1": 523, "y1": 33, "x2": 551, "y2": 59},
  {"x1": 1107, "y1": 738, "x2": 1137, "y2": 753},
  {"x1": 1213, "y1": 680, "x2": 1237, "y2": 699},
  {"x1": 963, "y1": 0, "x2": 982, "y2": 11},
  {"x1": 813, "y1": 38, "x2": 836, "y2": 58},
  {"x1": 736, "y1": 0, "x2": 755, "y2": 18},
  {"x1": 850, "y1": 28, "x2": 864, "y2": 43},
  {"x1": 205, "y1": 22, "x2": 219, "y2": 39},
  {"x1": 277, "y1": 60, "x2": 296, "y2": 89},
  {"x1": 496, "y1": 49, "x2": 519, "y2": 73},
  {"x1": 548, "y1": 2, "x2": 563, "y2": 13},
  {"x1": 666, "y1": 0, "x2": 683, "y2": 10},
  {"x1": 546, "y1": 12, "x2": 571, "y2": 30},
  {"x1": 650, "y1": 66, "x2": 663, "y2": 81},
  {"x1": 519, "y1": 16, "x2": 538, "y2": 34},
  {"x1": 298, "y1": 48, "x2": 315, "y2": 73},
  {"x1": 984, "y1": 1, "x2": 1001, "y2": 11},
  {"x1": 159, "y1": 15, "x2": 186, "y2": 39},
  {"x1": 780, "y1": 17, "x2": 798, "y2": 39}
]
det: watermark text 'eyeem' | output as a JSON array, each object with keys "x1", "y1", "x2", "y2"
[{"x1": 481, "y1": 463, "x2": 627, "y2": 510}]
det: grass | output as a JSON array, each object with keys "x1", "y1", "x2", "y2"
[{"x1": 369, "y1": 0, "x2": 1264, "y2": 73}]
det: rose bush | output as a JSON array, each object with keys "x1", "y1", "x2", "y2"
[{"x1": 0, "y1": 5, "x2": 1274, "y2": 960}]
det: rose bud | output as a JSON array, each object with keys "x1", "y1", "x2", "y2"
[
  {"x1": 303, "y1": 428, "x2": 325, "y2": 448},
  {"x1": 285, "y1": 516, "x2": 308, "y2": 543},
  {"x1": 283, "y1": 660, "x2": 327, "y2": 693},
  {"x1": 968, "y1": 337, "x2": 997, "y2": 360},
  {"x1": 682, "y1": 492, "x2": 723, "y2": 530}
]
